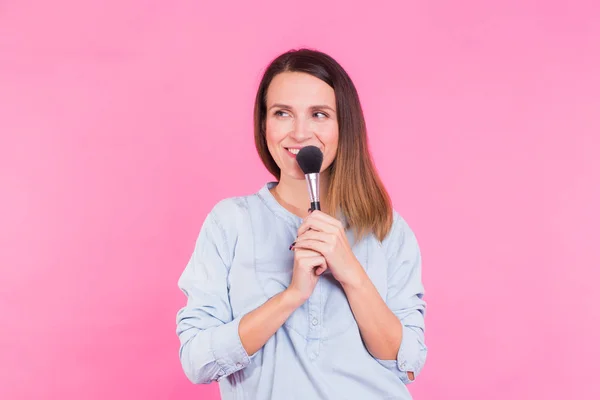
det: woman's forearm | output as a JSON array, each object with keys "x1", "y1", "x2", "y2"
[
  {"x1": 342, "y1": 270, "x2": 404, "y2": 360},
  {"x1": 238, "y1": 288, "x2": 304, "y2": 356}
]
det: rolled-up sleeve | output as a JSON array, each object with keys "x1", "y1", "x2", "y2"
[
  {"x1": 176, "y1": 210, "x2": 251, "y2": 384},
  {"x1": 375, "y1": 212, "x2": 427, "y2": 384}
]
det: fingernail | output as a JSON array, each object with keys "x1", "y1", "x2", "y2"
[{"x1": 289, "y1": 242, "x2": 296, "y2": 250}]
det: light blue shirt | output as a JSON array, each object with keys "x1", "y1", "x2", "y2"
[{"x1": 176, "y1": 182, "x2": 427, "y2": 399}]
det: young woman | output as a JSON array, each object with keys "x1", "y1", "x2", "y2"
[{"x1": 176, "y1": 48, "x2": 427, "y2": 399}]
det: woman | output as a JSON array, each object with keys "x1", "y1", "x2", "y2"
[{"x1": 176, "y1": 48, "x2": 427, "y2": 399}]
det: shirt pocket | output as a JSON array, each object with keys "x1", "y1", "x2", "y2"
[{"x1": 254, "y1": 257, "x2": 294, "y2": 299}]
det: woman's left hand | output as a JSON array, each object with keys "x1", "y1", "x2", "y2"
[{"x1": 293, "y1": 210, "x2": 367, "y2": 288}]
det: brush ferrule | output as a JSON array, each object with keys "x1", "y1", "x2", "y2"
[{"x1": 305, "y1": 172, "x2": 320, "y2": 204}]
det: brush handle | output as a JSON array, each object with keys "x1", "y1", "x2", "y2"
[{"x1": 289, "y1": 203, "x2": 321, "y2": 251}]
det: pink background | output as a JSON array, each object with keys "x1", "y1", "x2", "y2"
[{"x1": 1, "y1": 1, "x2": 599, "y2": 399}]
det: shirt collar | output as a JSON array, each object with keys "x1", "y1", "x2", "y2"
[{"x1": 256, "y1": 181, "x2": 304, "y2": 227}]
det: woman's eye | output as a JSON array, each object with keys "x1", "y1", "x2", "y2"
[
  {"x1": 314, "y1": 112, "x2": 328, "y2": 118},
  {"x1": 274, "y1": 110, "x2": 289, "y2": 117}
]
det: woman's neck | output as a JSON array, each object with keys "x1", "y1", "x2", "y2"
[{"x1": 270, "y1": 172, "x2": 330, "y2": 219}]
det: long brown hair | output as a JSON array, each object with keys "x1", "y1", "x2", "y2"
[{"x1": 254, "y1": 48, "x2": 393, "y2": 241}]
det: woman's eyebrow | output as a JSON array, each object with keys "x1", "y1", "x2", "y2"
[
  {"x1": 268, "y1": 103, "x2": 292, "y2": 111},
  {"x1": 310, "y1": 105, "x2": 336, "y2": 112},
  {"x1": 267, "y1": 104, "x2": 336, "y2": 112}
]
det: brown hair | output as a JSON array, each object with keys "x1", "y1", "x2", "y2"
[{"x1": 253, "y1": 48, "x2": 393, "y2": 241}]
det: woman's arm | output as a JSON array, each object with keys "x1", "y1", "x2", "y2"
[
  {"x1": 355, "y1": 213, "x2": 427, "y2": 383},
  {"x1": 340, "y1": 272, "x2": 409, "y2": 374},
  {"x1": 177, "y1": 210, "x2": 251, "y2": 384},
  {"x1": 238, "y1": 289, "x2": 302, "y2": 355}
]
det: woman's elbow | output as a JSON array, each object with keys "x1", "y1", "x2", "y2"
[
  {"x1": 183, "y1": 366, "x2": 218, "y2": 385},
  {"x1": 179, "y1": 341, "x2": 221, "y2": 384}
]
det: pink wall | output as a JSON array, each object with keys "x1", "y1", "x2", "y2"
[{"x1": 1, "y1": 1, "x2": 599, "y2": 399}]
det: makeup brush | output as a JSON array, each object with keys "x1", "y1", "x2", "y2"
[{"x1": 296, "y1": 145, "x2": 324, "y2": 211}]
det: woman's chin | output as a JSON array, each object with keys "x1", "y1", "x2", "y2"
[{"x1": 280, "y1": 170, "x2": 306, "y2": 181}]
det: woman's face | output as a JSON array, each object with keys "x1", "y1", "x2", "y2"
[{"x1": 264, "y1": 71, "x2": 339, "y2": 181}]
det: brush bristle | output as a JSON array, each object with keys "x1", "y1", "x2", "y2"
[{"x1": 296, "y1": 146, "x2": 323, "y2": 174}]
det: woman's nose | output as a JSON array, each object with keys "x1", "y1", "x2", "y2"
[{"x1": 290, "y1": 118, "x2": 312, "y2": 141}]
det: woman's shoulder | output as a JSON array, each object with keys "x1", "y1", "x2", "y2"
[
  {"x1": 379, "y1": 208, "x2": 420, "y2": 251},
  {"x1": 209, "y1": 196, "x2": 248, "y2": 218},
  {"x1": 205, "y1": 193, "x2": 254, "y2": 228},
  {"x1": 205, "y1": 182, "x2": 275, "y2": 226},
  {"x1": 193, "y1": 194, "x2": 256, "y2": 254}
]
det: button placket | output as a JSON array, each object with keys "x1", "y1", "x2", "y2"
[{"x1": 306, "y1": 279, "x2": 322, "y2": 360}]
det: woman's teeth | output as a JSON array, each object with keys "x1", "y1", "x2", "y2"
[{"x1": 287, "y1": 148, "x2": 300, "y2": 155}]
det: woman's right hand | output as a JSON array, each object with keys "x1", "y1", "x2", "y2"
[{"x1": 286, "y1": 248, "x2": 327, "y2": 303}]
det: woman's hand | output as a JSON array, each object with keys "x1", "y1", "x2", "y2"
[
  {"x1": 293, "y1": 211, "x2": 367, "y2": 288},
  {"x1": 286, "y1": 248, "x2": 328, "y2": 304}
]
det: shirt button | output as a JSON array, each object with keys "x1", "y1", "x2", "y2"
[
  {"x1": 312, "y1": 318, "x2": 318, "y2": 326},
  {"x1": 236, "y1": 363, "x2": 243, "y2": 368},
  {"x1": 218, "y1": 371, "x2": 224, "y2": 376}
]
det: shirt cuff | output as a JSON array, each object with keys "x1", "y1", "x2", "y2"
[
  {"x1": 210, "y1": 315, "x2": 251, "y2": 380},
  {"x1": 375, "y1": 325, "x2": 424, "y2": 384},
  {"x1": 397, "y1": 332, "x2": 415, "y2": 374},
  {"x1": 375, "y1": 358, "x2": 414, "y2": 385}
]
